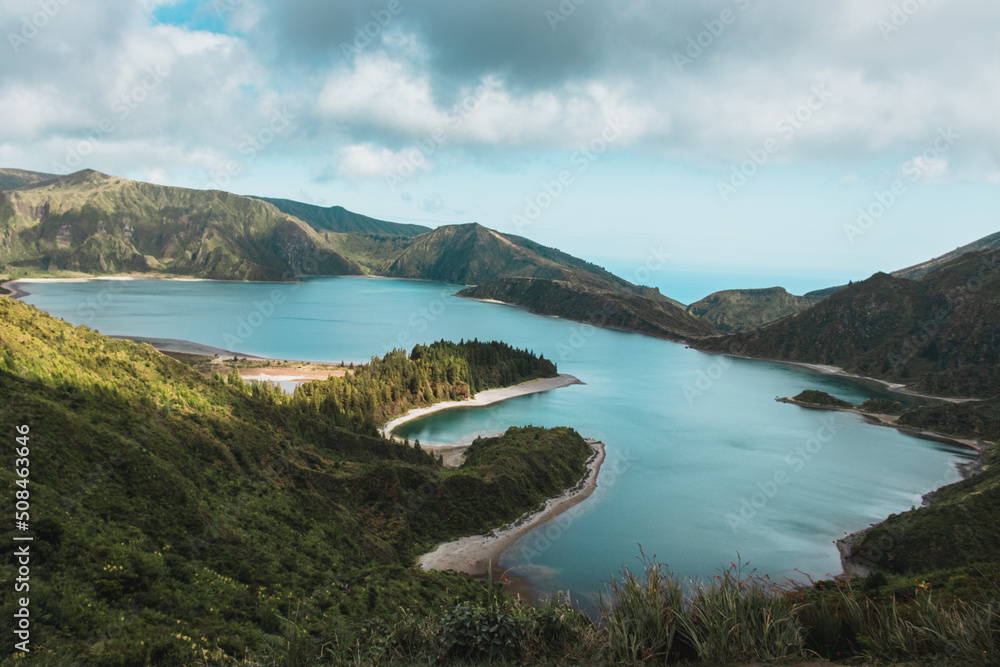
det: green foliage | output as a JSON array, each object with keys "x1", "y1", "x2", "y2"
[
  {"x1": 460, "y1": 276, "x2": 717, "y2": 340},
  {"x1": 294, "y1": 339, "x2": 557, "y2": 434},
  {"x1": 0, "y1": 170, "x2": 362, "y2": 280},
  {"x1": 699, "y1": 248, "x2": 1000, "y2": 398},
  {"x1": 797, "y1": 578, "x2": 1000, "y2": 665},
  {"x1": 687, "y1": 286, "x2": 813, "y2": 333},
  {"x1": 792, "y1": 389, "x2": 854, "y2": 408},
  {"x1": 260, "y1": 198, "x2": 430, "y2": 238},
  {"x1": 859, "y1": 397, "x2": 905, "y2": 414},
  {"x1": 0, "y1": 298, "x2": 582, "y2": 664},
  {"x1": 600, "y1": 554, "x2": 688, "y2": 663},
  {"x1": 898, "y1": 396, "x2": 1000, "y2": 442},
  {"x1": 849, "y1": 441, "x2": 1000, "y2": 574},
  {"x1": 679, "y1": 561, "x2": 805, "y2": 662}
]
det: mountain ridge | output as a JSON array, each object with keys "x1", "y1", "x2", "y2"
[
  {"x1": 0, "y1": 168, "x2": 714, "y2": 341},
  {"x1": 695, "y1": 248, "x2": 1000, "y2": 398}
]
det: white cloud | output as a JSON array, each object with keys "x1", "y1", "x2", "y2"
[{"x1": 336, "y1": 143, "x2": 429, "y2": 180}]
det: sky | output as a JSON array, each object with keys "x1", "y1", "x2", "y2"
[{"x1": 2, "y1": 0, "x2": 999, "y2": 297}]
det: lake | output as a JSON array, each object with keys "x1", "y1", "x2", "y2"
[{"x1": 18, "y1": 276, "x2": 975, "y2": 611}]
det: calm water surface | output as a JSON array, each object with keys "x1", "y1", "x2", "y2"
[{"x1": 20, "y1": 277, "x2": 974, "y2": 611}]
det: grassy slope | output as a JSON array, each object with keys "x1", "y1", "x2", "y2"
[
  {"x1": 696, "y1": 248, "x2": 1000, "y2": 398},
  {"x1": 0, "y1": 168, "x2": 58, "y2": 191},
  {"x1": 258, "y1": 197, "x2": 431, "y2": 237},
  {"x1": 686, "y1": 287, "x2": 814, "y2": 333},
  {"x1": 893, "y1": 230, "x2": 1000, "y2": 280},
  {"x1": 0, "y1": 298, "x2": 591, "y2": 663},
  {"x1": 1, "y1": 170, "x2": 362, "y2": 280},
  {"x1": 0, "y1": 171, "x2": 719, "y2": 341},
  {"x1": 459, "y1": 276, "x2": 717, "y2": 340}
]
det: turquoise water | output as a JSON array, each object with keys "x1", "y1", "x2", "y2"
[{"x1": 19, "y1": 277, "x2": 974, "y2": 611}]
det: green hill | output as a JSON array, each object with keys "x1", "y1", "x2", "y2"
[
  {"x1": 258, "y1": 197, "x2": 431, "y2": 237},
  {"x1": 0, "y1": 297, "x2": 591, "y2": 663},
  {"x1": 686, "y1": 287, "x2": 814, "y2": 333},
  {"x1": 0, "y1": 169, "x2": 716, "y2": 341},
  {"x1": 459, "y1": 276, "x2": 716, "y2": 340},
  {"x1": 696, "y1": 248, "x2": 1000, "y2": 398},
  {"x1": 0, "y1": 170, "x2": 363, "y2": 280},
  {"x1": 846, "y1": 399, "x2": 1000, "y2": 574},
  {"x1": 384, "y1": 222, "x2": 643, "y2": 292},
  {"x1": 893, "y1": 229, "x2": 1000, "y2": 280},
  {"x1": 0, "y1": 168, "x2": 58, "y2": 191}
]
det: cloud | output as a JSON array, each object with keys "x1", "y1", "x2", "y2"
[
  {"x1": 336, "y1": 143, "x2": 429, "y2": 180},
  {"x1": 3, "y1": 0, "x2": 1000, "y2": 186}
]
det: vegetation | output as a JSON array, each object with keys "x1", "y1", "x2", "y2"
[
  {"x1": 848, "y1": 441, "x2": 1000, "y2": 575},
  {"x1": 898, "y1": 396, "x2": 1000, "y2": 442},
  {"x1": 789, "y1": 391, "x2": 903, "y2": 416},
  {"x1": 698, "y1": 248, "x2": 1000, "y2": 398},
  {"x1": 686, "y1": 286, "x2": 814, "y2": 333},
  {"x1": 858, "y1": 397, "x2": 904, "y2": 414},
  {"x1": 893, "y1": 229, "x2": 1000, "y2": 280},
  {"x1": 0, "y1": 170, "x2": 362, "y2": 281},
  {"x1": 294, "y1": 339, "x2": 556, "y2": 435},
  {"x1": 791, "y1": 389, "x2": 855, "y2": 409},
  {"x1": 0, "y1": 298, "x2": 585, "y2": 664},
  {"x1": 460, "y1": 276, "x2": 717, "y2": 340},
  {"x1": 782, "y1": 389, "x2": 1000, "y2": 584},
  {"x1": 0, "y1": 167, "x2": 57, "y2": 191},
  {"x1": 259, "y1": 197, "x2": 430, "y2": 238},
  {"x1": 1, "y1": 170, "x2": 719, "y2": 340}
]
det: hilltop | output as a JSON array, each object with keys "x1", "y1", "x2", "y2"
[
  {"x1": 0, "y1": 168, "x2": 717, "y2": 341},
  {"x1": 0, "y1": 170, "x2": 362, "y2": 280},
  {"x1": 893, "y1": 230, "x2": 1000, "y2": 280},
  {"x1": 685, "y1": 286, "x2": 814, "y2": 334},
  {"x1": 696, "y1": 248, "x2": 1000, "y2": 398}
]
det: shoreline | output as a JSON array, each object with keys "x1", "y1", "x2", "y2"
[
  {"x1": 778, "y1": 396, "x2": 994, "y2": 580},
  {"x1": 380, "y1": 374, "x2": 584, "y2": 439},
  {"x1": 776, "y1": 397, "x2": 990, "y2": 454},
  {"x1": 416, "y1": 438, "x2": 606, "y2": 600},
  {"x1": 723, "y1": 352, "x2": 977, "y2": 404},
  {"x1": 457, "y1": 293, "x2": 691, "y2": 345}
]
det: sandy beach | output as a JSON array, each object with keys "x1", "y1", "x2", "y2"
[
  {"x1": 239, "y1": 367, "x2": 348, "y2": 382},
  {"x1": 417, "y1": 438, "x2": 606, "y2": 596},
  {"x1": 380, "y1": 373, "x2": 583, "y2": 439}
]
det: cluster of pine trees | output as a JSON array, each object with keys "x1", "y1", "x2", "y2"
[{"x1": 290, "y1": 339, "x2": 557, "y2": 435}]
